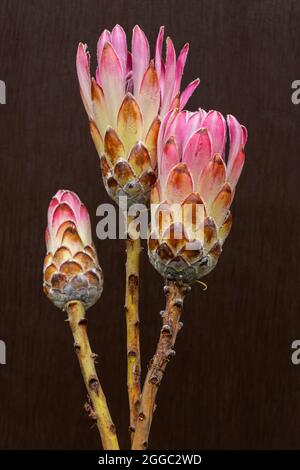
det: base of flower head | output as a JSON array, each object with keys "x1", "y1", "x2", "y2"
[
  {"x1": 103, "y1": 173, "x2": 153, "y2": 208},
  {"x1": 148, "y1": 245, "x2": 221, "y2": 284},
  {"x1": 44, "y1": 278, "x2": 102, "y2": 310}
]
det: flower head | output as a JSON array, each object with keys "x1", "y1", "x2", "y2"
[
  {"x1": 148, "y1": 109, "x2": 247, "y2": 283},
  {"x1": 43, "y1": 190, "x2": 103, "y2": 309},
  {"x1": 77, "y1": 25, "x2": 199, "y2": 206}
]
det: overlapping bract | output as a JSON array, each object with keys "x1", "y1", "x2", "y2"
[
  {"x1": 148, "y1": 109, "x2": 247, "y2": 283},
  {"x1": 77, "y1": 24, "x2": 199, "y2": 206},
  {"x1": 43, "y1": 190, "x2": 103, "y2": 309}
]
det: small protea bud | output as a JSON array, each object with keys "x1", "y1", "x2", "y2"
[
  {"x1": 76, "y1": 24, "x2": 199, "y2": 207},
  {"x1": 148, "y1": 109, "x2": 247, "y2": 283},
  {"x1": 43, "y1": 190, "x2": 103, "y2": 310}
]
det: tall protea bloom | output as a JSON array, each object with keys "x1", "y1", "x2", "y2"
[
  {"x1": 76, "y1": 24, "x2": 199, "y2": 206},
  {"x1": 43, "y1": 190, "x2": 103, "y2": 309},
  {"x1": 148, "y1": 109, "x2": 247, "y2": 283}
]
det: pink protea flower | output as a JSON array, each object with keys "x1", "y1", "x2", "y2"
[
  {"x1": 148, "y1": 109, "x2": 247, "y2": 283},
  {"x1": 77, "y1": 24, "x2": 199, "y2": 206},
  {"x1": 43, "y1": 190, "x2": 103, "y2": 309}
]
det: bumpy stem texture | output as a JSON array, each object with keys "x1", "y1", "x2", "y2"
[
  {"x1": 125, "y1": 217, "x2": 142, "y2": 443},
  {"x1": 66, "y1": 300, "x2": 119, "y2": 450},
  {"x1": 132, "y1": 281, "x2": 189, "y2": 450}
]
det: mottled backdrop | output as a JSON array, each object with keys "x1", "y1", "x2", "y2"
[{"x1": 0, "y1": 0, "x2": 299, "y2": 450}]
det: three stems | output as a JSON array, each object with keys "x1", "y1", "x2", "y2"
[{"x1": 66, "y1": 300, "x2": 119, "y2": 450}]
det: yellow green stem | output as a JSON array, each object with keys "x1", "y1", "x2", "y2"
[
  {"x1": 125, "y1": 216, "x2": 142, "y2": 443},
  {"x1": 66, "y1": 300, "x2": 119, "y2": 450}
]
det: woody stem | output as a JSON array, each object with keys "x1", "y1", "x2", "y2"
[
  {"x1": 66, "y1": 300, "x2": 119, "y2": 450},
  {"x1": 132, "y1": 281, "x2": 190, "y2": 450},
  {"x1": 125, "y1": 216, "x2": 142, "y2": 444}
]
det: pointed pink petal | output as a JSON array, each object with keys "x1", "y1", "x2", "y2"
[
  {"x1": 166, "y1": 110, "x2": 189, "y2": 154},
  {"x1": 166, "y1": 163, "x2": 193, "y2": 203},
  {"x1": 161, "y1": 136, "x2": 180, "y2": 194},
  {"x1": 179, "y1": 78, "x2": 200, "y2": 109},
  {"x1": 174, "y1": 43, "x2": 189, "y2": 94},
  {"x1": 111, "y1": 24, "x2": 127, "y2": 74},
  {"x1": 97, "y1": 29, "x2": 111, "y2": 71},
  {"x1": 47, "y1": 196, "x2": 59, "y2": 230},
  {"x1": 197, "y1": 154, "x2": 226, "y2": 205},
  {"x1": 52, "y1": 203, "x2": 76, "y2": 236},
  {"x1": 186, "y1": 110, "x2": 205, "y2": 140},
  {"x1": 242, "y1": 125, "x2": 248, "y2": 146},
  {"x1": 132, "y1": 25, "x2": 150, "y2": 99},
  {"x1": 160, "y1": 37, "x2": 176, "y2": 117},
  {"x1": 157, "y1": 108, "x2": 177, "y2": 173},
  {"x1": 91, "y1": 79, "x2": 109, "y2": 140},
  {"x1": 99, "y1": 42, "x2": 125, "y2": 126},
  {"x1": 78, "y1": 204, "x2": 92, "y2": 246},
  {"x1": 60, "y1": 191, "x2": 81, "y2": 220},
  {"x1": 182, "y1": 128, "x2": 213, "y2": 184},
  {"x1": 155, "y1": 26, "x2": 165, "y2": 84},
  {"x1": 202, "y1": 110, "x2": 226, "y2": 156},
  {"x1": 138, "y1": 61, "x2": 160, "y2": 136},
  {"x1": 76, "y1": 43, "x2": 93, "y2": 118},
  {"x1": 226, "y1": 114, "x2": 243, "y2": 171},
  {"x1": 227, "y1": 149, "x2": 245, "y2": 189}
]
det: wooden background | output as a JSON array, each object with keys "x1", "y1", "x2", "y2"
[{"x1": 0, "y1": 0, "x2": 300, "y2": 450}]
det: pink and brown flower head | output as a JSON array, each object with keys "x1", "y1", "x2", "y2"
[
  {"x1": 76, "y1": 24, "x2": 199, "y2": 206},
  {"x1": 148, "y1": 109, "x2": 247, "y2": 283},
  {"x1": 43, "y1": 190, "x2": 103, "y2": 309}
]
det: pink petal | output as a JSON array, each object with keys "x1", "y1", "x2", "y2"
[
  {"x1": 182, "y1": 128, "x2": 213, "y2": 185},
  {"x1": 155, "y1": 26, "x2": 165, "y2": 85},
  {"x1": 179, "y1": 78, "x2": 200, "y2": 109},
  {"x1": 160, "y1": 137, "x2": 180, "y2": 195},
  {"x1": 138, "y1": 61, "x2": 160, "y2": 136},
  {"x1": 166, "y1": 163, "x2": 194, "y2": 203},
  {"x1": 227, "y1": 149, "x2": 245, "y2": 189},
  {"x1": 111, "y1": 24, "x2": 127, "y2": 75},
  {"x1": 157, "y1": 108, "x2": 177, "y2": 173},
  {"x1": 78, "y1": 204, "x2": 92, "y2": 246},
  {"x1": 97, "y1": 29, "x2": 111, "y2": 71},
  {"x1": 47, "y1": 196, "x2": 59, "y2": 230},
  {"x1": 197, "y1": 154, "x2": 226, "y2": 205},
  {"x1": 202, "y1": 110, "x2": 226, "y2": 156},
  {"x1": 91, "y1": 79, "x2": 109, "y2": 140},
  {"x1": 242, "y1": 125, "x2": 248, "y2": 146},
  {"x1": 166, "y1": 110, "x2": 189, "y2": 154},
  {"x1": 76, "y1": 43, "x2": 93, "y2": 118},
  {"x1": 60, "y1": 191, "x2": 82, "y2": 221},
  {"x1": 52, "y1": 203, "x2": 76, "y2": 237},
  {"x1": 174, "y1": 43, "x2": 189, "y2": 95},
  {"x1": 132, "y1": 25, "x2": 150, "y2": 99},
  {"x1": 160, "y1": 37, "x2": 176, "y2": 117},
  {"x1": 226, "y1": 114, "x2": 243, "y2": 172},
  {"x1": 99, "y1": 42, "x2": 125, "y2": 126}
]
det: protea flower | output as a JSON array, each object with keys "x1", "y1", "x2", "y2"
[
  {"x1": 43, "y1": 190, "x2": 103, "y2": 309},
  {"x1": 148, "y1": 109, "x2": 247, "y2": 283},
  {"x1": 76, "y1": 24, "x2": 199, "y2": 206}
]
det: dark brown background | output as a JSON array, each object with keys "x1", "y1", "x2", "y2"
[{"x1": 0, "y1": 0, "x2": 299, "y2": 450}]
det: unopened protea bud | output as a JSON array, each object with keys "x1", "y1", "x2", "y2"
[
  {"x1": 43, "y1": 190, "x2": 103, "y2": 309},
  {"x1": 76, "y1": 24, "x2": 199, "y2": 206},
  {"x1": 148, "y1": 109, "x2": 247, "y2": 283}
]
